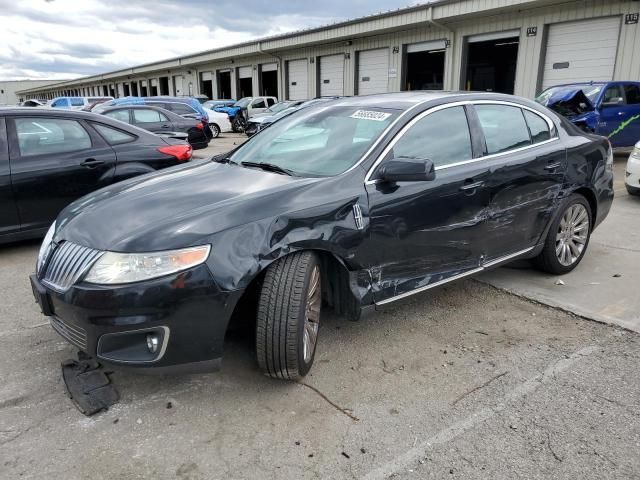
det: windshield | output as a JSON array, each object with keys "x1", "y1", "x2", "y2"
[
  {"x1": 235, "y1": 98, "x2": 252, "y2": 108},
  {"x1": 267, "y1": 102, "x2": 293, "y2": 113},
  {"x1": 229, "y1": 105, "x2": 398, "y2": 177},
  {"x1": 536, "y1": 85, "x2": 603, "y2": 105}
]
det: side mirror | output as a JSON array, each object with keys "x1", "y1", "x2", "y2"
[
  {"x1": 601, "y1": 97, "x2": 624, "y2": 108},
  {"x1": 379, "y1": 158, "x2": 436, "y2": 182}
]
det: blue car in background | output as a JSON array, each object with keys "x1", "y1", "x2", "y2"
[{"x1": 536, "y1": 81, "x2": 640, "y2": 149}]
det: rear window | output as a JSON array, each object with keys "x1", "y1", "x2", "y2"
[{"x1": 476, "y1": 105, "x2": 531, "y2": 154}]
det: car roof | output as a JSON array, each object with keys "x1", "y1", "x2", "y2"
[{"x1": 323, "y1": 91, "x2": 536, "y2": 110}]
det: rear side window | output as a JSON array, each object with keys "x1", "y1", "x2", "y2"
[
  {"x1": 167, "y1": 103, "x2": 194, "y2": 115},
  {"x1": 15, "y1": 118, "x2": 91, "y2": 157},
  {"x1": 70, "y1": 98, "x2": 85, "y2": 107},
  {"x1": 392, "y1": 106, "x2": 472, "y2": 168},
  {"x1": 133, "y1": 109, "x2": 168, "y2": 123},
  {"x1": 476, "y1": 105, "x2": 531, "y2": 154},
  {"x1": 523, "y1": 110, "x2": 551, "y2": 144},
  {"x1": 624, "y1": 84, "x2": 640, "y2": 105},
  {"x1": 104, "y1": 110, "x2": 130, "y2": 123},
  {"x1": 92, "y1": 123, "x2": 136, "y2": 145}
]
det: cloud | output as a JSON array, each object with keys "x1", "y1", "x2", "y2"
[{"x1": 0, "y1": 0, "x2": 422, "y2": 80}]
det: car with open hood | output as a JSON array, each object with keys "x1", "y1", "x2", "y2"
[
  {"x1": 536, "y1": 81, "x2": 640, "y2": 149},
  {"x1": 30, "y1": 92, "x2": 613, "y2": 380}
]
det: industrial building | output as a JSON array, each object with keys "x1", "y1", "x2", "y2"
[
  {"x1": 0, "y1": 79, "x2": 65, "y2": 105},
  {"x1": 16, "y1": 0, "x2": 640, "y2": 102}
]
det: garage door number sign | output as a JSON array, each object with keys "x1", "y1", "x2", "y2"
[{"x1": 625, "y1": 13, "x2": 639, "y2": 25}]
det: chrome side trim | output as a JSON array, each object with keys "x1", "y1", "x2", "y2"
[
  {"x1": 375, "y1": 246, "x2": 535, "y2": 306},
  {"x1": 482, "y1": 246, "x2": 535, "y2": 268},
  {"x1": 364, "y1": 100, "x2": 558, "y2": 184},
  {"x1": 376, "y1": 267, "x2": 483, "y2": 306}
]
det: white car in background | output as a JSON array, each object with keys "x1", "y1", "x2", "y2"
[
  {"x1": 626, "y1": 141, "x2": 640, "y2": 196},
  {"x1": 203, "y1": 107, "x2": 232, "y2": 137}
]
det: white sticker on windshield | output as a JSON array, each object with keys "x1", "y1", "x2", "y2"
[{"x1": 350, "y1": 110, "x2": 391, "y2": 121}]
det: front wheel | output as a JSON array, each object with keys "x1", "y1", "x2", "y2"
[
  {"x1": 256, "y1": 252, "x2": 322, "y2": 380},
  {"x1": 534, "y1": 194, "x2": 592, "y2": 274}
]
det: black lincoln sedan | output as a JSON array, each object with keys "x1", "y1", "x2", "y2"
[
  {"x1": 1, "y1": 108, "x2": 193, "y2": 244},
  {"x1": 100, "y1": 105, "x2": 210, "y2": 149},
  {"x1": 30, "y1": 92, "x2": 613, "y2": 380}
]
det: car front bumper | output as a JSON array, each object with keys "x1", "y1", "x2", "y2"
[
  {"x1": 625, "y1": 150, "x2": 640, "y2": 193},
  {"x1": 30, "y1": 264, "x2": 242, "y2": 373}
]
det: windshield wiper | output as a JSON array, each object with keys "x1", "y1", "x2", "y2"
[{"x1": 240, "y1": 161, "x2": 295, "y2": 176}]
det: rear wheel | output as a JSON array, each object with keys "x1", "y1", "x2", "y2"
[
  {"x1": 256, "y1": 252, "x2": 322, "y2": 380},
  {"x1": 534, "y1": 194, "x2": 592, "y2": 274},
  {"x1": 209, "y1": 123, "x2": 220, "y2": 138}
]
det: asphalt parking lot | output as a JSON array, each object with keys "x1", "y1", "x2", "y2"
[{"x1": 1, "y1": 136, "x2": 639, "y2": 479}]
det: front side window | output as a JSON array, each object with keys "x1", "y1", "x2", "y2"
[
  {"x1": 92, "y1": 123, "x2": 136, "y2": 145},
  {"x1": 523, "y1": 110, "x2": 551, "y2": 144},
  {"x1": 133, "y1": 109, "x2": 167, "y2": 123},
  {"x1": 105, "y1": 109, "x2": 130, "y2": 123},
  {"x1": 229, "y1": 105, "x2": 398, "y2": 177},
  {"x1": 267, "y1": 98, "x2": 276, "y2": 107},
  {"x1": 476, "y1": 105, "x2": 531, "y2": 154},
  {"x1": 252, "y1": 99, "x2": 266, "y2": 108},
  {"x1": 70, "y1": 98, "x2": 85, "y2": 107},
  {"x1": 391, "y1": 106, "x2": 472, "y2": 168},
  {"x1": 51, "y1": 98, "x2": 69, "y2": 108},
  {"x1": 15, "y1": 118, "x2": 91, "y2": 157},
  {"x1": 602, "y1": 85, "x2": 625, "y2": 105}
]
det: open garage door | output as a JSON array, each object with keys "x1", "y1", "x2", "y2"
[
  {"x1": 260, "y1": 63, "x2": 278, "y2": 97},
  {"x1": 238, "y1": 66, "x2": 253, "y2": 98},
  {"x1": 465, "y1": 30, "x2": 519, "y2": 94},
  {"x1": 404, "y1": 40, "x2": 446, "y2": 90},
  {"x1": 319, "y1": 54, "x2": 344, "y2": 97},
  {"x1": 357, "y1": 48, "x2": 389, "y2": 95},
  {"x1": 542, "y1": 17, "x2": 620, "y2": 90},
  {"x1": 217, "y1": 70, "x2": 231, "y2": 99},
  {"x1": 287, "y1": 59, "x2": 308, "y2": 100}
]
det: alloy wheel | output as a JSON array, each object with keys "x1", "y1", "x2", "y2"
[
  {"x1": 555, "y1": 204, "x2": 589, "y2": 266},
  {"x1": 302, "y1": 265, "x2": 321, "y2": 363}
]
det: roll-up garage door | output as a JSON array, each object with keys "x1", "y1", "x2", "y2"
[
  {"x1": 261, "y1": 63, "x2": 277, "y2": 72},
  {"x1": 357, "y1": 48, "x2": 389, "y2": 95},
  {"x1": 319, "y1": 54, "x2": 345, "y2": 97},
  {"x1": 287, "y1": 59, "x2": 308, "y2": 100},
  {"x1": 238, "y1": 66, "x2": 252, "y2": 78},
  {"x1": 542, "y1": 17, "x2": 620, "y2": 89}
]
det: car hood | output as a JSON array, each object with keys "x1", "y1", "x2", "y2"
[
  {"x1": 55, "y1": 160, "x2": 321, "y2": 252},
  {"x1": 539, "y1": 88, "x2": 595, "y2": 118}
]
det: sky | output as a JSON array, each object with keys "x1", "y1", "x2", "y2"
[{"x1": 0, "y1": 0, "x2": 424, "y2": 81}]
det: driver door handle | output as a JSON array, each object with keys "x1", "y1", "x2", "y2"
[
  {"x1": 459, "y1": 180, "x2": 484, "y2": 192},
  {"x1": 81, "y1": 158, "x2": 105, "y2": 168}
]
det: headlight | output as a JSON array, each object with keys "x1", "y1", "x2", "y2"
[
  {"x1": 36, "y1": 221, "x2": 56, "y2": 274},
  {"x1": 83, "y1": 245, "x2": 211, "y2": 285},
  {"x1": 631, "y1": 142, "x2": 640, "y2": 160}
]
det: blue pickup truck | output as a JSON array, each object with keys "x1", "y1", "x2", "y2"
[{"x1": 536, "y1": 81, "x2": 640, "y2": 150}]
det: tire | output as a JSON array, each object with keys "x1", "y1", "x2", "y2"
[
  {"x1": 533, "y1": 194, "x2": 592, "y2": 275},
  {"x1": 209, "y1": 123, "x2": 220, "y2": 138},
  {"x1": 256, "y1": 252, "x2": 322, "y2": 380}
]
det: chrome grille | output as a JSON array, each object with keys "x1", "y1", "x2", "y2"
[
  {"x1": 42, "y1": 242, "x2": 103, "y2": 292},
  {"x1": 50, "y1": 316, "x2": 87, "y2": 350}
]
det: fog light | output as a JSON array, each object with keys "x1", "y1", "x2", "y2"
[{"x1": 146, "y1": 333, "x2": 159, "y2": 353}]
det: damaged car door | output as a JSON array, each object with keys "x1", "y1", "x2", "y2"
[
  {"x1": 364, "y1": 105, "x2": 490, "y2": 303},
  {"x1": 472, "y1": 103, "x2": 565, "y2": 260}
]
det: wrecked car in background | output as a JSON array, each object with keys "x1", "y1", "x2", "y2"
[
  {"x1": 536, "y1": 81, "x2": 640, "y2": 149},
  {"x1": 31, "y1": 92, "x2": 613, "y2": 381}
]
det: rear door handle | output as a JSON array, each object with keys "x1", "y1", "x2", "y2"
[
  {"x1": 544, "y1": 162, "x2": 562, "y2": 171},
  {"x1": 81, "y1": 158, "x2": 105, "y2": 168},
  {"x1": 459, "y1": 181, "x2": 484, "y2": 192}
]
